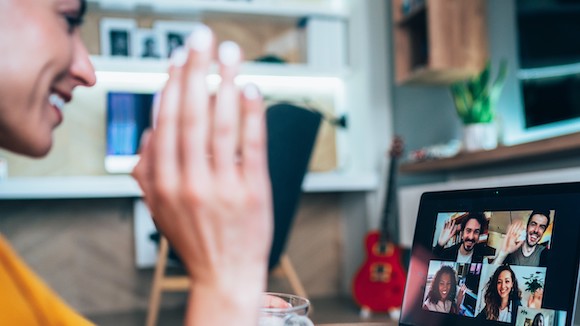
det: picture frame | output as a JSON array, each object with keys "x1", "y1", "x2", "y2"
[
  {"x1": 100, "y1": 18, "x2": 137, "y2": 57},
  {"x1": 153, "y1": 21, "x2": 198, "y2": 59},
  {"x1": 132, "y1": 28, "x2": 162, "y2": 60}
]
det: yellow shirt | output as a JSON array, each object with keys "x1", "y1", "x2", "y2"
[{"x1": 0, "y1": 234, "x2": 94, "y2": 325}]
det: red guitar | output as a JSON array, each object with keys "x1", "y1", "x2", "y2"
[{"x1": 352, "y1": 137, "x2": 407, "y2": 314}]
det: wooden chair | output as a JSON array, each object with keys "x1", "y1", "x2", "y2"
[
  {"x1": 146, "y1": 236, "x2": 309, "y2": 326},
  {"x1": 146, "y1": 103, "x2": 322, "y2": 326}
]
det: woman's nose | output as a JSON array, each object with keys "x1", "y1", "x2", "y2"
[{"x1": 70, "y1": 33, "x2": 96, "y2": 87}]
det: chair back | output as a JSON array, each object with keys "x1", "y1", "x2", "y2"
[{"x1": 266, "y1": 103, "x2": 322, "y2": 269}]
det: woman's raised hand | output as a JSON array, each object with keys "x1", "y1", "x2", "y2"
[{"x1": 132, "y1": 24, "x2": 273, "y2": 326}]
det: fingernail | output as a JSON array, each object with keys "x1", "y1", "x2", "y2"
[
  {"x1": 218, "y1": 41, "x2": 241, "y2": 66},
  {"x1": 187, "y1": 23, "x2": 213, "y2": 51},
  {"x1": 170, "y1": 46, "x2": 188, "y2": 67},
  {"x1": 243, "y1": 83, "x2": 260, "y2": 100}
]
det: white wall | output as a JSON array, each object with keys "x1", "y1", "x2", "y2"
[{"x1": 398, "y1": 166, "x2": 580, "y2": 248}]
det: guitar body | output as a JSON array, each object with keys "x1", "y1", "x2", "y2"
[{"x1": 352, "y1": 231, "x2": 406, "y2": 312}]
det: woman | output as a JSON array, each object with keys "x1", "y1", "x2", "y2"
[
  {"x1": 477, "y1": 265, "x2": 522, "y2": 323},
  {"x1": 423, "y1": 265, "x2": 459, "y2": 313},
  {"x1": 0, "y1": 0, "x2": 272, "y2": 325},
  {"x1": 532, "y1": 312, "x2": 545, "y2": 326}
]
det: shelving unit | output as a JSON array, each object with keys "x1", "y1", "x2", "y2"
[
  {"x1": 83, "y1": 0, "x2": 351, "y2": 174},
  {"x1": 90, "y1": 55, "x2": 348, "y2": 78},
  {"x1": 0, "y1": 1, "x2": 380, "y2": 194},
  {"x1": 399, "y1": 132, "x2": 580, "y2": 174},
  {"x1": 391, "y1": 0, "x2": 488, "y2": 84},
  {"x1": 87, "y1": 0, "x2": 349, "y2": 19},
  {"x1": 0, "y1": 173, "x2": 378, "y2": 199}
]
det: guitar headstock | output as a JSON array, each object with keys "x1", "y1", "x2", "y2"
[{"x1": 389, "y1": 136, "x2": 404, "y2": 159}]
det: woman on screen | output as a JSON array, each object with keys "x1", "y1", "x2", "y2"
[
  {"x1": 477, "y1": 265, "x2": 522, "y2": 323},
  {"x1": 532, "y1": 312, "x2": 545, "y2": 326},
  {"x1": 423, "y1": 265, "x2": 460, "y2": 313}
]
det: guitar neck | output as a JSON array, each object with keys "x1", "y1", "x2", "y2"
[{"x1": 379, "y1": 155, "x2": 398, "y2": 243}]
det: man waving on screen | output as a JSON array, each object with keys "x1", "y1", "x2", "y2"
[
  {"x1": 494, "y1": 210, "x2": 551, "y2": 267},
  {"x1": 433, "y1": 212, "x2": 490, "y2": 263}
]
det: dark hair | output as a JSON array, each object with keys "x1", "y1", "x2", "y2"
[
  {"x1": 460, "y1": 212, "x2": 487, "y2": 233},
  {"x1": 532, "y1": 313, "x2": 544, "y2": 326},
  {"x1": 427, "y1": 265, "x2": 458, "y2": 311},
  {"x1": 527, "y1": 210, "x2": 551, "y2": 228},
  {"x1": 80, "y1": 0, "x2": 87, "y2": 17},
  {"x1": 483, "y1": 265, "x2": 521, "y2": 320}
]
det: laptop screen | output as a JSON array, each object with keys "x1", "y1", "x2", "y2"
[{"x1": 400, "y1": 182, "x2": 580, "y2": 326}]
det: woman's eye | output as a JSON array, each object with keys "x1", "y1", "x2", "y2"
[{"x1": 64, "y1": 15, "x2": 82, "y2": 32}]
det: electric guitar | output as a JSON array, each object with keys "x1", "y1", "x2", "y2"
[{"x1": 352, "y1": 137, "x2": 407, "y2": 313}]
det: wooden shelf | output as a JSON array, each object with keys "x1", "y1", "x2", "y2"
[
  {"x1": 391, "y1": 0, "x2": 488, "y2": 85},
  {"x1": 395, "y1": 2, "x2": 427, "y2": 25},
  {"x1": 399, "y1": 132, "x2": 580, "y2": 174},
  {"x1": 400, "y1": 66, "x2": 482, "y2": 85}
]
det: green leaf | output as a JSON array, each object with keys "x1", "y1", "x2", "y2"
[
  {"x1": 489, "y1": 59, "x2": 508, "y2": 107},
  {"x1": 448, "y1": 59, "x2": 508, "y2": 124},
  {"x1": 469, "y1": 61, "x2": 490, "y2": 100}
]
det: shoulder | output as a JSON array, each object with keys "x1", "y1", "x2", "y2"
[
  {"x1": 423, "y1": 298, "x2": 434, "y2": 310},
  {"x1": 538, "y1": 245, "x2": 547, "y2": 254},
  {"x1": 447, "y1": 243, "x2": 461, "y2": 251}
]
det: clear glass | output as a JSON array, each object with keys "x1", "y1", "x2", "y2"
[{"x1": 259, "y1": 292, "x2": 314, "y2": 326}]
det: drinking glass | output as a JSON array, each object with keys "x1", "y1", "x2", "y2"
[{"x1": 259, "y1": 292, "x2": 314, "y2": 326}]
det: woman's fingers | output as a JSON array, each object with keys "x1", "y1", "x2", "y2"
[
  {"x1": 241, "y1": 83, "x2": 268, "y2": 188},
  {"x1": 148, "y1": 49, "x2": 186, "y2": 210},
  {"x1": 132, "y1": 129, "x2": 153, "y2": 206},
  {"x1": 179, "y1": 24, "x2": 214, "y2": 189},
  {"x1": 213, "y1": 41, "x2": 242, "y2": 180}
]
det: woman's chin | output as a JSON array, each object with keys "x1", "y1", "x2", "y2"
[{"x1": 8, "y1": 137, "x2": 53, "y2": 158}]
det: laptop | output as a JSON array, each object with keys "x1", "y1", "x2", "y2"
[{"x1": 400, "y1": 182, "x2": 580, "y2": 326}]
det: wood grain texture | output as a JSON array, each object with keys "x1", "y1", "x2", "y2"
[
  {"x1": 0, "y1": 194, "x2": 343, "y2": 314},
  {"x1": 392, "y1": 0, "x2": 488, "y2": 84}
]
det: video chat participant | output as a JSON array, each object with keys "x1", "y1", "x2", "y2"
[
  {"x1": 477, "y1": 265, "x2": 522, "y2": 324},
  {"x1": 423, "y1": 265, "x2": 465, "y2": 314},
  {"x1": 433, "y1": 212, "x2": 490, "y2": 263},
  {"x1": 494, "y1": 210, "x2": 551, "y2": 267}
]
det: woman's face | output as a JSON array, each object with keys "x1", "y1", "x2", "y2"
[
  {"x1": 0, "y1": 0, "x2": 95, "y2": 157},
  {"x1": 537, "y1": 315, "x2": 544, "y2": 326},
  {"x1": 496, "y1": 270, "x2": 514, "y2": 301},
  {"x1": 438, "y1": 273, "x2": 452, "y2": 301}
]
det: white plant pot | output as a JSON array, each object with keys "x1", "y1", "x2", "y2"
[{"x1": 462, "y1": 123, "x2": 498, "y2": 152}]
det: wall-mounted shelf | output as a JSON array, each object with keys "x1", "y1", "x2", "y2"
[
  {"x1": 87, "y1": 0, "x2": 349, "y2": 19},
  {"x1": 91, "y1": 56, "x2": 348, "y2": 78},
  {"x1": 0, "y1": 172, "x2": 378, "y2": 200},
  {"x1": 395, "y1": 1, "x2": 426, "y2": 25},
  {"x1": 399, "y1": 132, "x2": 580, "y2": 174},
  {"x1": 391, "y1": 0, "x2": 488, "y2": 85}
]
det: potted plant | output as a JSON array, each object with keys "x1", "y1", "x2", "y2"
[
  {"x1": 450, "y1": 60, "x2": 508, "y2": 152},
  {"x1": 523, "y1": 272, "x2": 544, "y2": 309}
]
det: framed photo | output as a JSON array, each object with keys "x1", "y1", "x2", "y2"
[
  {"x1": 153, "y1": 21, "x2": 197, "y2": 58},
  {"x1": 133, "y1": 29, "x2": 161, "y2": 59},
  {"x1": 100, "y1": 18, "x2": 137, "y2": 57}
]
